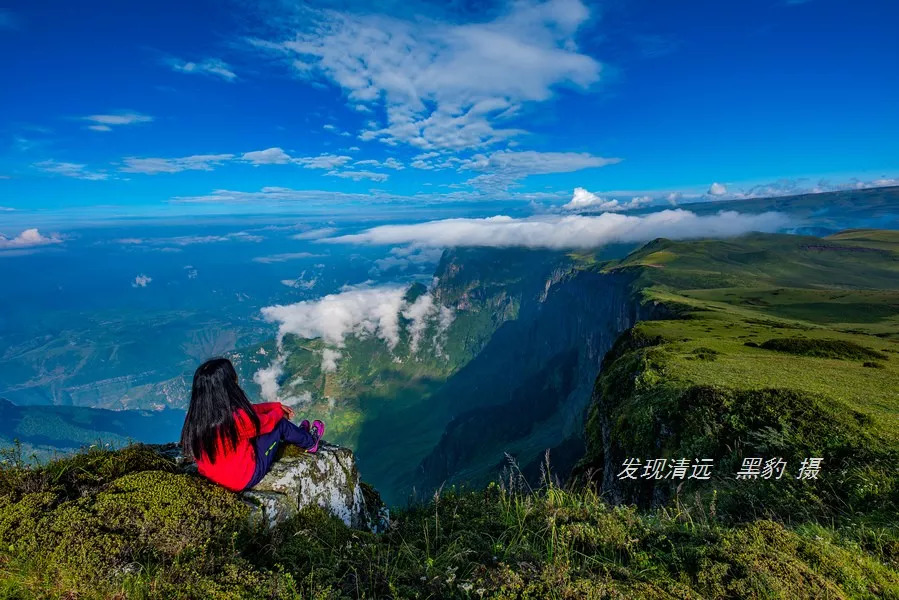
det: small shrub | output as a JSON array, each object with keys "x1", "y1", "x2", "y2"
[
  {"x1": 689, "y1": 347, "x2": 719, "y2": 361},
  {"x1": 760, "y1": 337, "x2": 888, "y2": 361}
]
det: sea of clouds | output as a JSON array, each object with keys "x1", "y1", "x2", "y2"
[
  {"x1": 252, "y1": 207, "x2": 790, "y2": 403},
  {"x1": 254, "y1": 283, "x2": 454, "y2": 402}
]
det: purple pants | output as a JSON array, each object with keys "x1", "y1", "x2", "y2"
[{"x1": 245, "y1": 418, "x2": 315, "y2": 489}]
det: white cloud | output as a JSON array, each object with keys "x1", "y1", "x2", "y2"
[
  {"x1": 354, "y1": 158, "x2": 405, "y2": 170},
  {"x1": 253, "y1": 354, "x2": 285, "y2": 402},
  {"x1": 262, "y1": 284, "x2": 408, "y2": 348},
  {"x1": 82, "y1": 112, "x2": 153, "y2": 131},
  {"x1": 252, "y1": 252, "x2": 320, "y2": 264},
  {"x1": 708, "y1": 182, "x2": 727, "y2": 196},
  {"x1": 281, "y1": 273, "x2": 318, "y2": 289},
  {"x1": 261, "y1": 283, "x2": 454, "y2": 368},
  {"x1": 373, "y1": 245, "x2": 443, "y2": 273},
  {"x1": 0, "y1": 228, "x2": 63, "y2": 250},
  {"x1": 120, "y1": 154, "x2": 235, "y2": 174},
  {"x1": 460, "y1": 150, "x2": 620, "y2": 190},
  {"x1": 326, "y1": 169, "x2": 389, "y2": 182},
  {"x1": 261, "y1": 0, "x2": 600, "y2": 150},
  {"x1": 320, "y1": 348, "x2": 342, "y2": 372},
  {"x1": 132, "y1": 274, "x2": 152, "y2": 288},
  {"x1": 295, "y1": 153, "x2": 353, "y2": 169},
  {"x1": 292, "y1": 227, "x2": 338, "y2": 240},
  {"x1": 283, "y1": 390, "x2": 313, "y2": 406},
  {"x1": 168, "y1": 57, "x2": 236, "y2": 81},
  {"x1": 34, "y1": 160, "x2": 108, "y2": 180},
  {"x1": 327, "y1": 210, "x2": 791, "y2": 250},
  {"x1": 402, "y1": 294, "x2": 436, "y2": 352},
  {"x1": 242, "y1": 147, "x2": 292, "y2": 165},
  {"x1": 563, "y1": 187, "x2": 652, "y2": 212}
]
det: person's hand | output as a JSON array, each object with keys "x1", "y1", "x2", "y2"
[{"x1": 280, "y1": 403, "x2": 295, "y2": 420}]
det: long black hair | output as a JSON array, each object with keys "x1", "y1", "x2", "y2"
[{"x1": 180, "y1": 357, "x2": 261, "y2": 462}]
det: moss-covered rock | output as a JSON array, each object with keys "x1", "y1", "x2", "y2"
[{"x1": 242, "y1": 443, "x2": 389, "y2": 532}]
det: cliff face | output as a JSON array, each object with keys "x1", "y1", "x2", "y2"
[{"x1": 415, "y1": 267, "x2": 668, "y2": 492}]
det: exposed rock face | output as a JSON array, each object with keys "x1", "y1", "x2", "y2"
[
  {"x1": 242, "y1": 444, "x2": 389, "y2": 532},
  {"x1": 154, "y1": 442, "x2": 388, "y2": 533}
]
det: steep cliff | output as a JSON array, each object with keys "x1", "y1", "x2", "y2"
[{"x1": 415, "y1": 268, "x2": 647, "y2": 492}]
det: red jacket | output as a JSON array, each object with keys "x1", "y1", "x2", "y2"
[{"x1": 196, "y1": 402, "x2": 284, "y2": 491}]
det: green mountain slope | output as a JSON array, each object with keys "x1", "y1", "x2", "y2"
[
  {"x1": 0, "y1": 398, "x2": 186, "y2": 461},
  {"x1": 580, "y1": 229, "x2": 899, "y2": 525}
]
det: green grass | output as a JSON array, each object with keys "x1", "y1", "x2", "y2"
[{"x1": 1, "y1": 446, "x2": 896, "y2": 599}]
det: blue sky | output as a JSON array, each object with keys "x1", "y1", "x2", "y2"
[{"x1": 1, "y1": 0, "x2": 897, "y2": 223}]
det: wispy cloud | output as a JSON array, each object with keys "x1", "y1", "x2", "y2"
[
  {"x1": 167, "y1": 57, "x2": 236, "y2": 81},
  {"x1": 82, "y1": 112, "x2": 153, "y2": 132},
  {"x1": 292, "y1": 227, "x2": 338, "y2": 240},
  {"x1": 295, "y1": 153, "x2": 353, "y2": 169},
  {"x1": 116, "y1": 231, "x2": 262, "y2": 246},
  {"x1": 120, "y1": 154, "x2": 235, "y2": 174},
  {"x1": 0, "y1": 228, "x2": 63, "y2": 250},
  {"x1": 326, "y1": 169, "x2": 388, "y2": 182},
  {"x1": 252, "y1": 252, "x2": 322, "y2": 264},
  {"x1": 258, "y1": 0, "x2": 600, "y2": 151},
  {"x1": 354, "y1": 157, "x2": 405, "y2": 170},
  {"x1": 170, "y1": 186, "x2": 368, "y2": 204},
  {"x1": 326, "y1": 210, "x2": 790, "y2": 250},
  {"x1": 34, "y1": 160, "x2": 108, "y2": 180},
  {"x1": 459, "y1": 150, "x2": 620, "y2": 191}
]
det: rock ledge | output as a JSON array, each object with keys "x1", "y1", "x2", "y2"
[{"x1": 156, "y1": 442, "x2": 388, "y2": 533}]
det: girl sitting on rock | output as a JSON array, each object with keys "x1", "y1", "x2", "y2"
[{"x1": 180, "y1": 357, "x2": 325, "y2": 491}]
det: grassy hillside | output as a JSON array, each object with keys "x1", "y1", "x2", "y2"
[
  {"x1": 1, "y1": 445, "x2": 896, "y2": 599},
  {"x1": 581, "y1": 230, "x2": 899, "y2": 526}
]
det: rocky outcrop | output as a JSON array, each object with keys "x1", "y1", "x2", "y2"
[
  {"x1": 243, "y1": 443, "x2": 388, "y2": 532},
  {"x1": 155, "y1": 442, "x2": 389, "y2": 533}
]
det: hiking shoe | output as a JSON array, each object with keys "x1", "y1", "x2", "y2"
[
  {"x1": 307, "y1": 420, "x2": 325, "y2": 454},
  {"x1": 300, "y1": 419, "x2": 310, "y2": 432}
]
